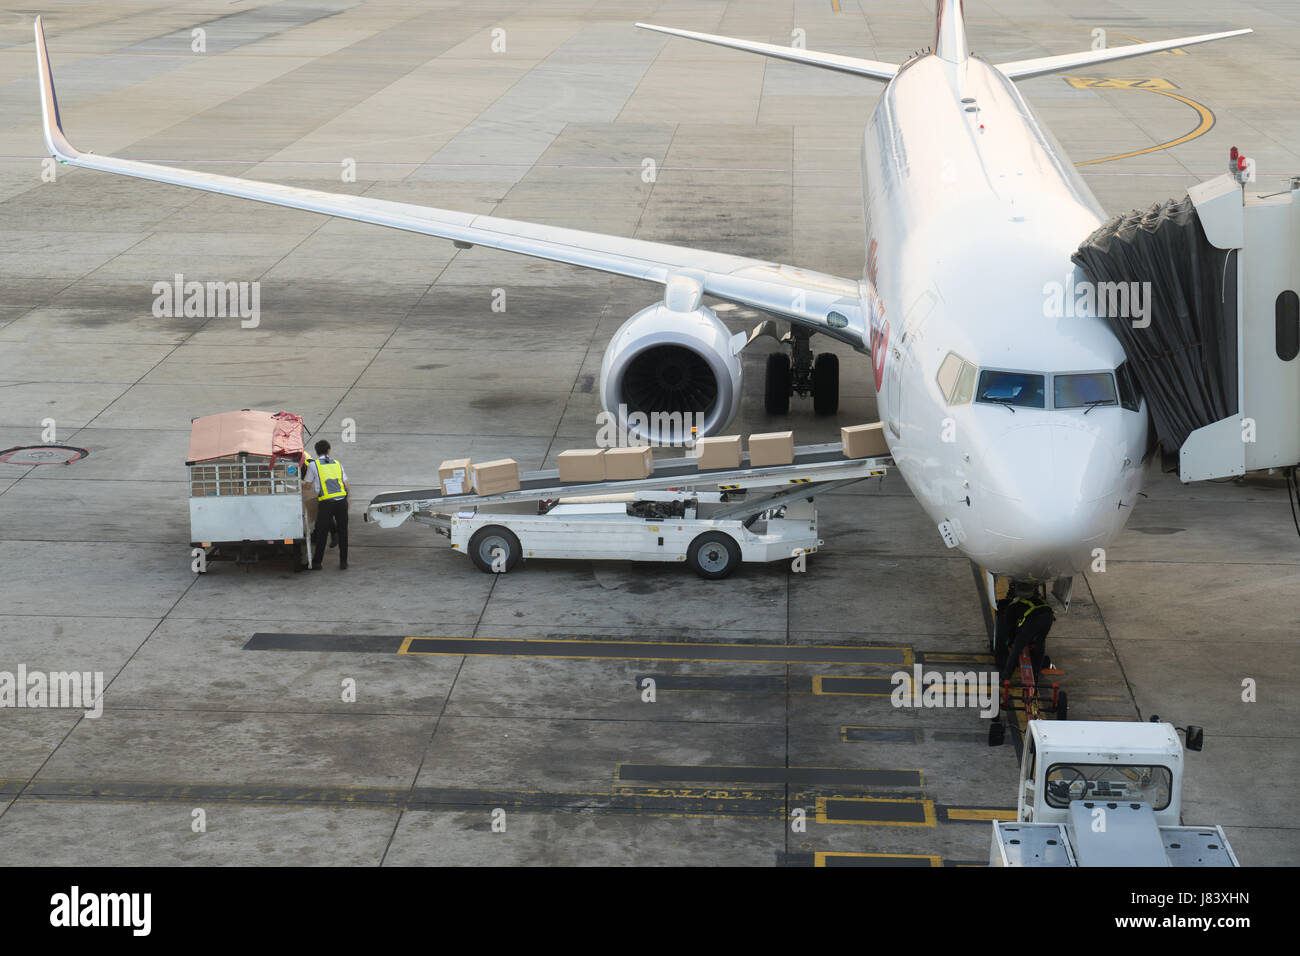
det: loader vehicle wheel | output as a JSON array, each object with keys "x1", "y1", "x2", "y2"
[
  {"x1": 988, "y1": 722, "x2": 1005, "y2": 747},
  {"x1": 1056, "y1": 690, "x2": 1068, "y2": 721},
  {"x1": 687, "y1": 531, "x2": 740, "y2": 580},
  {"x1": 469, "y1": 525, "x2": 522, "y2": 574}
]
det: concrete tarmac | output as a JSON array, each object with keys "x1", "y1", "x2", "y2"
[{"x1": 0, "y1": 0, "x2": 1295, "y2": 865}]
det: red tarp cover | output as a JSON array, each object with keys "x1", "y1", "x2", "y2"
[{"x1": 186, "y1": 410, "x2": 305, "y2": 466}]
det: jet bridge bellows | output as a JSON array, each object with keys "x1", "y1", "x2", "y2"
[
  {"x1": 1073, "y1": 173, "x2": 1300, "y2": 483},
  {"x1": 1072, "y1": 197, "x2": 1237, "y2": 460}
]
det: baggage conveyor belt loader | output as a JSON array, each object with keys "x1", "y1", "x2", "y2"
[{"x1": 364, "y1": 442, "x2": 889, "y2": 578}]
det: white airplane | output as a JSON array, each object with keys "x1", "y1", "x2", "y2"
[{"x1": 31, "y1": 5, "x2": 1250, "y2": 587}]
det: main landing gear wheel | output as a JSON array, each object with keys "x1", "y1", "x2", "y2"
[
  {"x1": 469, "y1": 525, "x2": 522, "y2": 574},
  {"x1": 764, "y1": 352, "x2": 791, "y2": 415},
  {"x1": 813, "y1": 352, "x2": 839, "y2": 415},
  {"x1": 687, "y1": 531, "x2": 740, "y2": 580}
]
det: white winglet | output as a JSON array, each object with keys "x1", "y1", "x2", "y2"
[
  {"x1": 34, "y1": 17, "x2": 78, "y2": 160},
  {"x1": 997, "y1": 28, "x2": 1252, "y2": 81},
  {"x1": 635, "y1": 22, "x2": 897, "y2": 81}
]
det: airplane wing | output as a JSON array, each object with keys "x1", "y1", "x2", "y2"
[
  {"x1": 31, "y1": 17, "x2": 867, "y2": 350},
  {"x1": 634, "y1": 23, "x2": 897, "y2": 81},
  {"x1": 996, "y1": 28, "x2": 1252, "y2": 80}
]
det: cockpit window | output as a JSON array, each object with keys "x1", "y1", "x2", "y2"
[
  {"x1": 1054, "y1": 372, "x2": 1118, "y2": 409},
  {"x1": 976, "y1": 370, "x2": 1045, "y2": 408},
  {"x1": 1116, "y1": 362, "x2": 1141, "y2": 411},
  {"x1": 952, "y1": 362, "x2": 977, "y2": 405},
  {"x1": 937, "y1": 352, "x2": 978, "y2": 406},
  {"x1": 1044, "y1": 763, "x2": 1172, "y2": 811}
]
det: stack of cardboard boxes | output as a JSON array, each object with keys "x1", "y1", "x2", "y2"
[{"x1": 431, "y1": 423, "x2": 885, "y2": 499}]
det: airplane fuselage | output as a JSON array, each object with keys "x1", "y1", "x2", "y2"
[{"x1": 860, "y1": 53, "x2": 1149, "y2": 580}]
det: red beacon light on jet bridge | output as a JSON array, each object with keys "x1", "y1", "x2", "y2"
[{"x1": 1232, "y1": 149, "x2": 1255, "y2": 185}]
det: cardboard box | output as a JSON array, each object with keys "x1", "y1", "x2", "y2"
[
  {"x1": 841, "y1": 422, "x2": 889, "y2": 459},
  {"x1": 748, "y1": 431, "x2": 794, "y2": 467},
  {"x1": 471, "y1": 458, "x2": 520, "y2": 495},
  {"x1": 695, "y1": 435, "x2": 741, "y2": 470},
  {"x1": 604, "y1": 445, "x2": 654, "y2": 480},
  {"x1": 438, "y1": 458, "x2": 473, "y2": 496},
  {"x1": 557, "y1": 448, "x2": 607, "y2": 482}
]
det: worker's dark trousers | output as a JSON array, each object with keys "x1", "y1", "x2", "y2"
[
  {"x1": 312, "y1": 497, "x2": 348, "y2": 566},
  {"x1": 1000, "y1": 615, "x2": 1051, "y2": 683}
]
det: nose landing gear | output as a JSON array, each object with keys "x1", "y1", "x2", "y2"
[{"x1": 762, "y1": 326, "x2": 840, "y2": 416}]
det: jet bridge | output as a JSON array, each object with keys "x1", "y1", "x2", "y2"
[{"x1": 1073, "y1": 165, "x2": 1300, "y2": 485}]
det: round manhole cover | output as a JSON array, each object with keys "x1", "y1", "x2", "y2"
[{"x1": 0, "y1": 444, "x2": 90, "y2": 466}]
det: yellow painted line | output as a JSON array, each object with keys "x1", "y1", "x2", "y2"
[
  {"x1": 1065, "y1": 76, "x2": 1177, "y2": 90},
  {"x1": 816, "y1": 796, "x2": 937, "y2": 827},
  {"x1": 830, "y1": 0, "x2": 842, "y2": 13},
  {"x1": 815, "y1": 851, "x2": 941, "y2": 867},
  {"x1": 947, "y1": 807, "x2": 1017, "y2": 822},
  {"x1": 924, "y1": 653, "x2": 994, "y2": 664},
  {"x1": 1071, "y1": 81, "x2": 1216, "y2": 167},
  {"x1": 396, "y1": 636, "x2": 415, "y2": 655}
]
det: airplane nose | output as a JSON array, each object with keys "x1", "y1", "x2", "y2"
[{"x1": 976, "y1": 422, "x2": 1122, "y2": 575}]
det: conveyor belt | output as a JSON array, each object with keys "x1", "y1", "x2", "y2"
[{"x1": 367, "y1": 443, "x2": 889, "y2": 518}]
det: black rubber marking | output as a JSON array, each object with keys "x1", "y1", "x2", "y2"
[
  {"x1": 822, "y1": 853, "x2": 934, "y2": 867},
  {"x1": 244, "y1": 633, "x2": 406, "y2": 653},
  {"x1": 616, "y1": 765, "x2": 922, "y2": 788},
  {"x1": 636, "y1": 674, "x2": 812, "y2": 693},
  {"x1": 821, "y1": 798, "x2": 930, "y2": 824},
  {"x1": 406, "y1": 637, "x2": 905, "y2": 664},
  {"x1": 817, "y1": 675, "x2": 899, "y2": 695}
]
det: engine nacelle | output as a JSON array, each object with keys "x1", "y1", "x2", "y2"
[{"x1": 599, "y1": 302, "x2": 744, "y2": 445}]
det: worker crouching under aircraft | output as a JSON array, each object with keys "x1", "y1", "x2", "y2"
[{"x1": 994, "y1": 583, "x2": 1060, "y2": 682}]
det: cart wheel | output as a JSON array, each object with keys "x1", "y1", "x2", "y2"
[
  {"x1": 988, "y1": 722, "x2": 1005, "y2": 747},
  {"x1": 1056, "y1": 690, "x2": 1068, "y2": 721},
  {"x1": 687, "y1": 531, "x2": 740, "y2": 580},
  {"x1": 469, "y1": 526, "x2": 522, "y2": 574}
]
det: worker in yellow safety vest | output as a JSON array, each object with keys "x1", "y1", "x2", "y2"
[
  {"x1": 305, "y1": 439, "x2": 349, "y2": 570},
  {"x1": 995, "y1": 583, "x2": 1059, "y2": 680}
]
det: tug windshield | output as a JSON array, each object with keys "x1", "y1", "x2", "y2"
[{"x1": 1044, "y1": 763, "x2": 1173, "y2": 810}]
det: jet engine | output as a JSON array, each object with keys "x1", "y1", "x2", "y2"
[{"x1": 599, "y1": 299, "x2": 745, "y2": 445}]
